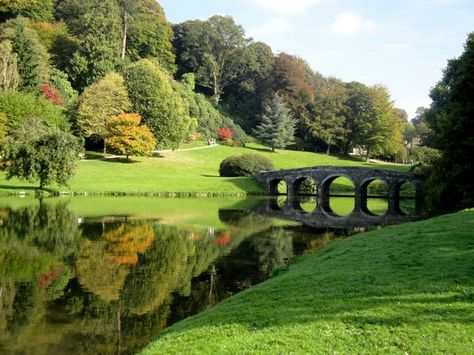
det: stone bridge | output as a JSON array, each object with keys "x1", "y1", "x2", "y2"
[{"x1": 254, "y1": 166, "x2": 425, "y2": 215}]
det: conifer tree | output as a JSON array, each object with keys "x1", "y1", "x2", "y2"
[{"x1": 253, "y1": 93, "x2": 296, "y2": 152}]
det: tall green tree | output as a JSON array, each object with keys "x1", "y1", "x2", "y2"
[
  {"x1": 123, "y1": 0, "x2": 175, "y2": 72},
  {"x1": 306, "y1": 78, "x2": 347, "y2": 154},
  {"x1": 174, "y1": 15, "x2": 248, "y2": 105},
  {"x1": 123, "y1": 59, "x2": 192, "y2": 149},
  {"x1": 424, "y1": 33, "x2": 474, "y2": 212},
  {"x1": 253, "y1": 93, "x2": 296, "y2": 152},
  {"x1": 343, "y1": 83, "x2": 403, "y2": 160},
  {"x1": 1, "y1": 17, "x2": 50, "y2": 91},
  {"x1": 55, "y1": 0, "x2": 122, "y2": 90},
  {"x1": 75, "y1": 72, "x2": 131, "y2": 140},
  {"x1": 412, "y1": 107, "x2": 433, "y2": 146},
  {"x1": 222, "y1": 41, "x2": 274, "y2": 132}
]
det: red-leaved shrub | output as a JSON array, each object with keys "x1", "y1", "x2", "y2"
[
  {"x1": 41, "y1": 85, "x2": 64, "y2": 106},
  {"x1": 217, "y1": 127, "x2": 233, "y2": 140}
]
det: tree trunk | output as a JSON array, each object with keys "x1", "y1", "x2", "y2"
[
  {"x1": 272, "y1": 146, "x2": 275, "y2": 152},
  {"x1": 366, "y1": 147, "x2": 370, "y2": 162},
  {"x1": 212, "y1": 72, "x2": 220, "y2": 106},
  {"x1": 120, "y1": 11, "x2": 128, "y2": 60},
  {"x1": 326, "y1": 145, "x2": 331, "y2": 155}
]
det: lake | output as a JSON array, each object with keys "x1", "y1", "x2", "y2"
[{"x1": 0, "y1": 196, "x2": 416, "y2": 354}]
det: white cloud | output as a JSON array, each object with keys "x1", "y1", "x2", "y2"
[
  {"x1": 330, "y1": 11, "x2": 376, "y2": 35},
  {"x1": 248, "y1": 18, "x2": 292, "y2": 38},
  {"x1": 243, "y1": 0, "x2": 323, "y2": 15}
]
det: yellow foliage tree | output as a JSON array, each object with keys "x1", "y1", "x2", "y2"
[{"x1": 105, "y1": 113, "x2": 156, "y2": 161}]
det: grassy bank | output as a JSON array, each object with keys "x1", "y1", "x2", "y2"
[
  {"x1": 142, "y1": 210, "x2": 474, "y2": 354},
  {"x1": 0, "y1": 143, "x2": 409, "y2": 195}
]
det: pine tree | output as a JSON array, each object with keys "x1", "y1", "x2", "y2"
[{"x1": 253, "y1": 93, "x2": 296, "y2": 152}]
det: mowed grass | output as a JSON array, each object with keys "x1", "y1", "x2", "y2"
[
  {"x1": 0, "y1": 143, "x2": 409, "y2": 194},
  {"x1": 142, "y1": 210, "x2": 474, "y2": 354}
]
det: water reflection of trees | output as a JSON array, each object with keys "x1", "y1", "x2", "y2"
[
  {"x1": 0, "y1": 203, "x2": 285, "y2": 354},
  {"x1": 0, "y1": 201, "x2": 352, "y2": 354}
]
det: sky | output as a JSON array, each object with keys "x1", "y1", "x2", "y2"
[{"x1": 159, "y1": 0, "x2": 474, "y2": 118}]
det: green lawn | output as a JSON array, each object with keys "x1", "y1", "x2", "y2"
[
  {"x1": 142, "y1": 209, "x2": 474, "y2": 354},
  {"x1": 0, "y1": 143, "x2": 409, "y2": 195}
]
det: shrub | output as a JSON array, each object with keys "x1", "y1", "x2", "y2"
[
  {"x1": 219, "y1": 154, "x2": 275, "y2": 177},
  {"x1": 409, "y1": 146, "x2": 441, "y2": 166},
  {"x1": 0, "y1": 90, "x2": 69, "y2": 131},
  {"x1": 41, "y1": 84, "x2": 64, "y2": 106},
  {"x1": 217, "y1": 127, "x2": 233, "y2": 140}
]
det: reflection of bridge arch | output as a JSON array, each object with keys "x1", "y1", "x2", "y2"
[
  {"x1": 255, "y1": 197, "x2": 421, "y2": 229},
  {"x1": 255, "y1": 166, "x2": 425, "y2": 215}
]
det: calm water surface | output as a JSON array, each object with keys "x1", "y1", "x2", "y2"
[{"x1": 0, "y1": 196, "x2": 415, "y2": 354}]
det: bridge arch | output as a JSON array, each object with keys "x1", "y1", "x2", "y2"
[
  {"x1": 320, "y1": 174, "x2": 356, "y2": 196},
  {"x1": 292, "y1": 176, "x2": 317, "y2": 196},
  {"x1": 360, "y1": 178, "x2": 389, "y2": 216},
  {"x1": 269, "y1": 179, "x2": 288, "y2": 195}
]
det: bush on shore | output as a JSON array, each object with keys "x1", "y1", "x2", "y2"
[{"x1": 219, "y1": 154, "x2": 275, "y2": 177}]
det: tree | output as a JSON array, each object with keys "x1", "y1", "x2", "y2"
[
  {"x1": 424, "y1": 33, "x2": 474, "y2": 212},
  {"x1": 412, "y1": 107, "x2": 433, "y2": 146},
  {"x1": 105, "y1": 113, "x2": 156, "y2": 161},
  {"x1": 4, "y1": 131, "x2": 83, "y2": 189},
  {"x1": 343, "y1": 82, "x2": 403, "y2": 160},
  {"x1": 174, "y1": 15, "x2": 248, "y2": 105},
  {"x1": 306, "y1": 78, "x2": 347, "y2": 154},
  {"x1": 123, "y1": 0, "x2": 175, "y2": 72},
  {"x1": 221, "y1": 41, "x2": 274, "y2": 132},
  {"x1": 0, "y1": 0, "x2": 54, "y2": 22},
  {"x1": 55, "y1": 0, "x2": 122, "y2": 90},
  {"x1": 123, "y1": 59, "x2": 192, "y2": 149},
  {"x1": 176, "y1": 74, "x2": 249, "y2": 143},
  {"x1": 253, "y1": 94, "x2": 296, "y2": 152},
  {"x1": 75, "y1": 72, "x2": 131, "y2": 140},
  {"x1": 1, "y1": 17, "x2": 51, "y2": 91},
  {"x1": 0, "y1": 40, "x2": 19, "y2": 91}
]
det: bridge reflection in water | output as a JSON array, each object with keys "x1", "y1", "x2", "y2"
[{"x1": 254, "y1": 196, "x2": 421, "y2": 229}]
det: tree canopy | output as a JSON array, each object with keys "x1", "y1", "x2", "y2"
[
  {"x1": 424, "y1": 33, "x2": 474, "y2": 212},
  {"x1": 105, "y1": 113, "x2": 156, "y2": 160}
]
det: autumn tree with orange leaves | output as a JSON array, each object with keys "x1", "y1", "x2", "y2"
[{"x1": 105, "y1": 113, "x2": 156, "y2": 161}]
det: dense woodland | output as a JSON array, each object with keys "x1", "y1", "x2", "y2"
[{"x1": 0, "y1": 0, "x2": 472, "y2": 211}]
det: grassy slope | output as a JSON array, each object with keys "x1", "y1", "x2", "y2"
[
  {"x1": 0, "y1": 143, "x2": 409, "y2": 194},
  {"x1": 142, "y1": 210, "x2": 474, "y2": 354}
]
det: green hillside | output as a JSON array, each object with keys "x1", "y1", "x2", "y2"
[{"x1": 142, "y1": 209, "x2": 474, "y2": 354}]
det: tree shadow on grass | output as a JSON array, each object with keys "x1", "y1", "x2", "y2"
[
  {"x1": 242, "y1": 145, "x2": 273, "y2": 153},
  {"x1": 101, "y1": 157, "x2": 140, "y2": 164},
  {"x1": 0, "y1": 184, "x2": 38, "y2": 191}
]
